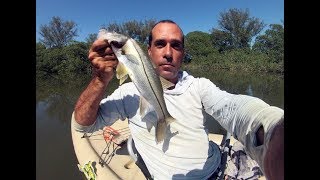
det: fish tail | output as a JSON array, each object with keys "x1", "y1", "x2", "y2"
[
  {"x1": 155, "y1": 116, "x2": 175, "y2": 143},
  {"x1": 156, "y1": 120, "x2": 167, "y2": 143},
  {"x1": 165, "y1": 116, "x2": 175, "y2": 124}
]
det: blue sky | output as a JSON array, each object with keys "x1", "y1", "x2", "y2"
[{"x1": 36, "y1": 0, "x2": 284, "y2": 42}]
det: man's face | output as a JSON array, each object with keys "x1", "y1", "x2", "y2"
[{"x1": 148, "y1": 23, "x2": 184, "y2": 83}]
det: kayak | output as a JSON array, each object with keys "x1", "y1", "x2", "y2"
[
  {"x1": 71, "y1": 117, "x2": 146, "y2": 180},
  {"x1": 71, "y1": 115, "x2": 265, "y2": 180}
]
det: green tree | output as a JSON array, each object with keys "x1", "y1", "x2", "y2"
[
  {"x1": 140, "y1": 19, "x2": 157, "y2": 44},
  {"x1": 37, "y1": 47, "x2": 67, "y2": 75},
  {"x1": 122, "y1": 20, "x2": 141, "y2": 40},
  {"x1": 39, "y1": 16, "x2": 78, "y2": 48},
  {"x1": 102, "y1": 19, "x2": 157, "y2": 45},
  {"x1": 103, "y1": 22, "x2": 124, "y2": 34},
  {"x1": 85, "y1": 33, "x2": 97, "y2": 46},
  {"x1": 211, "y1": 8, "x2": 265, "y2": 51},
  {"x1": 253, "y1": 24, "x2": 284, "y2": 63},
  {"x1": 36, "y1": 41, "x2": 90, "y2": 76},
  {"x1": 36, "y1": 42, "x2": 47, "y2": 75},
  {"x1": 210, "y1": 29, "x2": 233, "y2": 52},
  {"x1": 185, "y1": 31, "x2": 217, "y2": 57},
  {"x1": 62, "y1": 42, "x2": 91, "y2": 75}
]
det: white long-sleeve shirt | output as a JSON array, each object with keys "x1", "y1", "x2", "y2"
[{"x1": 73, "y1": 71, "x2": 284, "y2": 179}]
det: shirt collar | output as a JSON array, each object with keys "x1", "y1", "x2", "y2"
[{"x1": 164, "y1": 71, "x2": 194, "y2": 95}]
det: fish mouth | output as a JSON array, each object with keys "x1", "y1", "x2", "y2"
[{"x1": 110, "y1": 41, "x2": 125, "y2": 48}]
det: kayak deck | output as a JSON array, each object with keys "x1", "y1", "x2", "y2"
[
  {"x1": 72, "y1": 118, "x2": 265, "y2": 180},
  {"x1": 72, "y1": 119, "x2": 146, "y2": 180}
]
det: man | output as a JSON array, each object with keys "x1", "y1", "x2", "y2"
[{"x1": 73, "y1": 20, "x2": 284, "y2": 180}]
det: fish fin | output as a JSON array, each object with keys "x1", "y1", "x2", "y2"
[
  {"x1": 156, "y1": 120, "x2": 167, "y2": 143},
  {"x1": 160, "y1": 76, "x2": 175, "y2": 90},
  {"x1": 139, "y1": 96, "x2": 154, "y2": 119},
  {"x1": 116, "y1": 62, "x2": 129, "y2": 85},
  {"x1": 119, "y1": 75, "x2": 128, "y2": 85},
  {"x1": 165, "y1": 116, "x2": 175, "y2": 124},
  {"x1": 155, "y1": 116, "x2": 175, "y2": 143}
]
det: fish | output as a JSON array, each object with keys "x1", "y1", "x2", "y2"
[{"x1": 97, "y1": 29, "x2": 175, "y2": 143}]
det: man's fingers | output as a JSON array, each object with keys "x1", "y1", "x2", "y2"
[
  {"x1": 89, "y1": 51, "x2": 117, "y2": 61},
  {"x1": 89, "y1": 38, "x2": 119, "y2": 74},
  {"x1": 91, "y1": 57, "x2": 118, "y2": 65},
  {"x1": 90, "y1": 39, "x2": 110, "y2": 52},
  {"x1": 89, "y1": 39, "x2": 117, "y2": 61},
  {"x1": 97, "y1": 47, "x2": 115, "y2": 58},
  {"x1": 91, "y1": 57, "x2": 118, "y2": 69}
]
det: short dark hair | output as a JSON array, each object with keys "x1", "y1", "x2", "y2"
[{"x1": 148, "y1": 19, "x2": 184, "y2": 47}]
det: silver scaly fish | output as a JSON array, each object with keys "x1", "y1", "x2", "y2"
[{"x1": 97, "y1": 29, "x2": 175, "y2": 143}]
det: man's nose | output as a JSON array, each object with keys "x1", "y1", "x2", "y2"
[{"x1": 164, "y1": 44, "x2": 173, "y2": 61}]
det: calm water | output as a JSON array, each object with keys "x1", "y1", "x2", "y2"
[{"x1": 36, "y1": 69, "x2": 284, "y2": 180}]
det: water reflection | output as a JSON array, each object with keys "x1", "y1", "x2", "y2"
[
  {"x1": 36, "y1": 70, "x2": 283, "y2": 180},
  {"x1": 185, "y1": 68, "x2": 284, "y2": 108},
  {"x1": 36, "y1": 74, "x2": 122, "y2": 179}
]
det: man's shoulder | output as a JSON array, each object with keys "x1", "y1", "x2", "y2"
[
  {"x1": 183, "y1": 71, "x2": 209, "y2": 82},
  {"x1": 191, "y1": 76, "x2": 221, "y2": 94},
  {"x1": 193, "y1": 76, "x2": 213, "y2": 85}
]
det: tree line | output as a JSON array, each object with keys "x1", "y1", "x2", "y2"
[{"x1": 36, "y1": 8, "x2": 284, "y2": 77}]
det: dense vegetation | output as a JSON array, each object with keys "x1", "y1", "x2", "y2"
[{"x1": 36, "y1": 8, "x2": 284, "y2": 77}]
